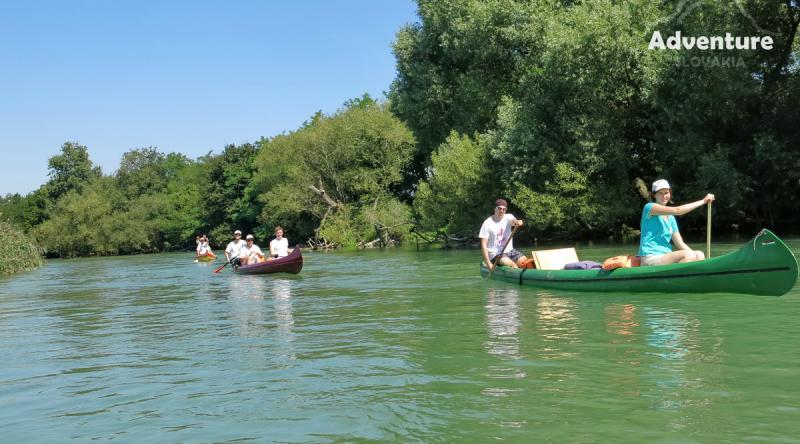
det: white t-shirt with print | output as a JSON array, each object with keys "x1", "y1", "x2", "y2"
[{"x1": 478, "y1": 213, "x2": 516, "y2": 258}]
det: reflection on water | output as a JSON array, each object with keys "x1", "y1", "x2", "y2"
[
  {"x1": 484, "y1": 288, "x2": 521, "y2": 360},
  {"x1": 606, "y1": 304, "x2": 639, "y2": 338},
  {"x1": 225, "y1": 277, "x2": 297, "y2": 346},
  {"x1": 604, "y1": 304, "x2": 643, "y2": 398},
  {"x1": 271, "y1": 279, "x2": 295, "y2": 353},
  {"x1": 482, "y1": 288, "x2": 526, "y2": 400},
  {"x1": 643, "y1": 307, "x2": 707, "y2": 418},
  {"x1": 535, "y1": 293, "x2": 580, "y2": 359},
  {"x1": 227, "y1": 276, "x2": 267, "y2": 337}
]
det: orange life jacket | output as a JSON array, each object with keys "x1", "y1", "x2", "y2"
[{"x1": 602, "y1": 255, "x2": 630, "y2": 270}]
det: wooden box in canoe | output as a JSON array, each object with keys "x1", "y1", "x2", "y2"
[
  {"x1": 480, "y1": 229, "x2": 798, "y2": 296},
  {"x1": 234, "y1": 248, "x2": 303, "y2": 275}
]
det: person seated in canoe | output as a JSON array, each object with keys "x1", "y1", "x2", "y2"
[
  {"x1": 196, "y1": 234, "x2": 215, "y2": 258},
  {"x1": 240, "y1": 234, "x2": 266, "y2": 265},
  {"x1": 269, "y1": 226, "x2": 291, "y2": 259},
  {"x1": 479, "y1": 198, "x2": 527, "y2": 270},
  {"x1": 225, "y1": 230, "x2": 247, "y2": 266},
  {"x1": 639, "y1": 179, "x2": 715, "y2": 266}
]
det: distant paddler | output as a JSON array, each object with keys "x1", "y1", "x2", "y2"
[
  {"x1": 240, "y1": 234, "x2": 266, "y2": 265},
  {"x1": 269, "y1": 226, "x2": 292, "y2": 259},
  {"x1": 195, "y1": 234, "x2": 216, "y2": 261},
  {"x1": 225, "y1": 230, "x2": 247, "y2": 267}
]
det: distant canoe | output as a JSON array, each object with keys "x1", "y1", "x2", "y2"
[
  {"x1": 481, "y1": 229, "x2": 798, "y2": 296},
  {"x1": 234, "y1": 248, "x2": 303, "y2": 275},
  {"x1": 197, "y1": 252, "x2": 217, "y2": 262}
]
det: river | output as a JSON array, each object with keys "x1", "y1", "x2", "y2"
[{"x1": 1, "y1": 239, "x2": 799, "y2": 442}]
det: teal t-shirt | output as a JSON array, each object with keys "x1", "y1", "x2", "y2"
[{"x1": 638, "y1": 202, "x2": 679, "y2": 256}]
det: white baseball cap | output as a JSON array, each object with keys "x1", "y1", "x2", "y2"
[
  {"x1": 246, "y1": 234, "x2": 254, "y2": 240},
  {"x1": 652, "y1": 179, "x2": 671, "y2": 193},
  {"x1": 234, "y1": 230, "x2": 242, "y2": 235}
]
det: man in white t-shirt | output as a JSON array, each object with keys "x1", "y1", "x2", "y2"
[
  {"x1": 225, "y1": 230, "x2": 247, "y2": 265},
  {"x1": 269, "y1": 226, "x2": 290, "y2": 259},
  {"x1": 240, "y1": 234, "x2": 265, "y2": 265},
  {"x1": 479, "y1": 198, "x2": 527, "y2": 270}
]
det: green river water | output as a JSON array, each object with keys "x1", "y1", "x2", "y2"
[{"x1": 1, "y1": 239, "x2": 799, "y2": 443}]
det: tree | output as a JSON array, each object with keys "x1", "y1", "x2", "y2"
[
  {"x1": 116, "y1": 147, "x2": 168, "y2": 198},
  {"x1": 389, "y1": 0, "x2": 549, "y2": 189},
  {"x1": 200, "y1": 143, "x2": 261, "y2": 240},
  {"x1": 413, "y1": 131, "x2": 497, "y2": 237},
  {"x1": 254, "y1": 99, "x2": 416, "y2": 247},
  {"x1": 46, "y1": 142, "x2": 100, "y2": 201}
]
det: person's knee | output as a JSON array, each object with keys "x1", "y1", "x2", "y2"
[
  {"x1": 695, "y1": 250, "x2": 705, "y2": 260},
  {"x1": 501, "y1": 257, "x2": 518, "y2": 268}
]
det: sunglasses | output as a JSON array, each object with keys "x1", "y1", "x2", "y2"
[{"x1": 496, "y1": 206, "x2": 507, "y2": 211}]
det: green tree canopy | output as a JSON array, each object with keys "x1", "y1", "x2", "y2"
[
  {"x1": 254, "y1": 99, "x2": 416, "y2": 247},
  {"x1": 46, "y1": 142, "x2": 101, "y2": 201}
]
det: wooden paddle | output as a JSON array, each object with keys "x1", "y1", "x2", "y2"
[
  {"x1": 706, "y1": 201, "x2": 712, "y2": 259},
  {"x1": 213, "y1": 255, "x2": 239, "y2": 273},
  {"x1": 486, "y1": 224, "x2": 521, "y2": 279}
]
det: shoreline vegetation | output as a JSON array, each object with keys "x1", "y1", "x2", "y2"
[
  {"x1": 0, "y1": 220, "x2": 44, "y2": 275},
  {"x1": 2, "y1": 1, "x2": 798, "y2": 260}
]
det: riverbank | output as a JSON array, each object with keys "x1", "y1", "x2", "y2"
[{"x1": 0, "y1": 220, "x2": 44, "y2": 275}]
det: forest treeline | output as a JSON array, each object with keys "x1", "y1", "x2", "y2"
[{"x1": 1, "y1": 0, "x2": 798, "y2": 258}]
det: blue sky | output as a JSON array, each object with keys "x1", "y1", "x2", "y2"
[{"x1": 0, "y1": 1, "x2": 418, "y2": 195}]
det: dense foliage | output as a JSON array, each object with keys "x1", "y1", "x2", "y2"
[
  {"x1": 254, "y1": 97, "x2": 416, "y2": 248},
  {"x1": 2, "y1": 1, "x2": 797, "y2": 258},
  {"x1": 0, "y1": 99, "x2": 416, "y2": 256},
  {"x1": 0, "y1": 220, "x2": 44, "y2": 274},
  {"x1": 392, "y1": 0, "x2": 800, "y2": 238}
]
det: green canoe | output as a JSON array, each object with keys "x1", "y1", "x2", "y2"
[{"x1": 480, "y1": 229, "x2": 798, "y2": 296}]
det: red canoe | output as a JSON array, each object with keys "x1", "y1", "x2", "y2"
[{"x1": 234, "y1": 248, "x2": 303, "y2": 275}]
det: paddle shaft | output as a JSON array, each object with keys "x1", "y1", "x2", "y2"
[
  {"x1": 706, "y1": 201, "x2": 712, "y2": 259},
  {"x1": 213, "y1": 255, "x2": 239, "y2": 273},
  {"x1": 486, "y1": 224, "x2": 521, "y2": 279}
]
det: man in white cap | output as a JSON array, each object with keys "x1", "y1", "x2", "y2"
[
  {"x1": 225, "y1": 230, "x2": 247, "y2": 266},
  {"x1": 638, "y1": 179, "x2": 714, "y2": 266},
  {"x1": 240, "y1": 234, "x2": 265, "y2": 265}
]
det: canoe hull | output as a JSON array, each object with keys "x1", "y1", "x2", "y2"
[
  {"x1": 234, "y1": 248, "x2": 303, "y2": 275},
  {"x1": 481, "y1": 229, "x2": 798, "y2": 296},
  {"x1": 197, "y1": 253, "x2": 217, "y2": 262}
]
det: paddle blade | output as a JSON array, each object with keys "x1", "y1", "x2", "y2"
[{"x1": 213, "y1": 262, "x2": 228, "y2": 273}]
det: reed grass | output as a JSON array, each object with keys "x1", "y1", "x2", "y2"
[{"x1": 0, "y1": 220, "x2": 44, "y2": 275}]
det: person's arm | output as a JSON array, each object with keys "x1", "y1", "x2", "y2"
[
  {"x1": 481, "y1": 238, "x2": 493, "y2": 269},
  {"x1": 649, "y1": 194, "x2": 714, "y2": 216},
  {"x1": 269, "y1": 241, "x2": 277, "y2": 258},
  {"x1": 505, "y1": 213, "x2": 524, "y2": 228},
  {"x1": 671, "y1": 231, "x2": 692, "y2": 251}
]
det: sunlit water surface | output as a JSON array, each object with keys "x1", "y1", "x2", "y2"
[{"x1": 1, "y1": 239, "x2": 799, "y2": 443}]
